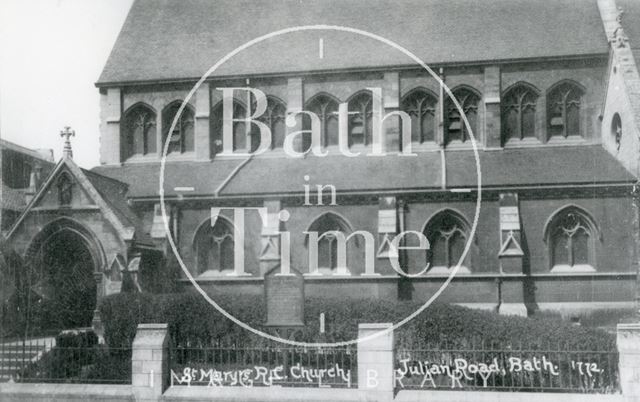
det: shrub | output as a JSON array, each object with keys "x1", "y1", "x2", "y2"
[
  {"x1": 99, "y1": 292, "x2": 615, "y2": 351},
  {"x1": 56, "y1": 329, "x2": 99, "y2": 349},
  {"x1": 98, "y1": 292, "x2": 265, "y2": 348},
  {"x1": 577, "y1": 308, "x2": 636, "y2": 329},
  {"x1": 21, "y1": 329, "x2": 100, "y2": 382}
]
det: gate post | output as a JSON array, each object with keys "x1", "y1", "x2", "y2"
[
  {"x1": 132, "y1": 323, "x2": 169, "y2": 402},
  {"x1": 617, "y1": 322, "x2": 640, "y2": 401},
  {"x1": 357, "y1": 323, "x2": 394, "y2": 402}
]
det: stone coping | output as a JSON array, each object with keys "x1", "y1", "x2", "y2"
[
  {"x1": 617, "y1": 322, "x2": 640, "y2": 330},
  {"x1": 162, "y1": 385, "x2": 360, "y2": 401},
  {"x1": 0, "y1": 383, "x2": 134, "y2": 400},
  {"x1": 358, "y1": 323, "x2": 393, "y2": 330},
  {"x1": 137, "y1": 323, "x2": 168, "y2": 330},
  {"x1": 395, "y1": 389, "x2": 624, "y2": 402}
]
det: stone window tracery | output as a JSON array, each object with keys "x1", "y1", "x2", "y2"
[
  {"x1": 307, "y1": 213, "x2": 351, "y2": 273},
  {"x1": 548, "y1": 209, "x2": 594, "y2": 270},
  {"x1": 548, "y1": 82, "x2": 584, "y2": 138},
  {"x1": 194, "y1": 217, "x2": 234, "y2": 274},
  {"x1": 502, "y1": 84, "x2": 538, "y2": 142},
  {"x1": 401, "y1": 89, "x2": 437, "y2": 144},
  {"x1": 305, "y1": 94, "x2": 340, "y2": 149},
  {"x1": 423, "y1": 211, "x2": 470, "y2": 271},
  {"x1": 211, "y1": 101, "x2": 248, "y2": 154},
  {"x1": 445, "y1": 88, "x2": 480, "y2": 144},
  {"x1": 348, "y1": 92, "x2": 373, "y2": 147},
  {"x1": 251, "y1": 97, "x2": 287, "y2": 151},
  {"x1": 162, "y1": 103, "x2": 195, "y2": 154},
  {"x1": 123, "y1": 104, "x2": 156, "y2": 159}
]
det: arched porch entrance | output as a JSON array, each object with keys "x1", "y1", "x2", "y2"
[{"x1": 23, "y1": 218, "x2": 105, "y2": 333}]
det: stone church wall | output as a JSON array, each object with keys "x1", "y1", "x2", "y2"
[{"x1": 140, "y1": 187, "x2": 637, "y2": 311}]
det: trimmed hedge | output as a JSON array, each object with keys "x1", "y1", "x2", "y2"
[
  {"x1": 99, "y1": 292, "x2": 615, "y2": 351},
  {"x1": 21, "y1": 329, "x2": 130, "y2": 384}
]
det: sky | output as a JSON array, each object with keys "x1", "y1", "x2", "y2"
[{"x1": 0, "y1": 0, "x2": 134, "y2": 168}]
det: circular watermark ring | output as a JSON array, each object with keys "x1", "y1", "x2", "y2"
[{"x1": 159, "y1": 24, "x2": 482, "y2": 347}]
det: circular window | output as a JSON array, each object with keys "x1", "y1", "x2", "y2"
[{"x1": 611, "y1": 113, "x2": 622, "y2": 150}]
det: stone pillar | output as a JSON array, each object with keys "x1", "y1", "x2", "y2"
[
  {"x1": 617, "y1": 323, "x2": 640, "y2": 401},
  {"x1": 132, "y1": 323, "x2": 169, "y2": 402},
  {"x1": 195, "y1": 82, "x2": 211, "y2": 160},
  {"x1": 357, "y1": 323, "x2": 394, "y2": 402},
  {"x1": 497, "y1": 193, "x2": 527, "y2": 317},
  {"x1": 437, "y1": 68, "x2": 446, "y2": 147},
  {"x1": 383, "y1": 72, "x2": 401, "y2": 153},
  {"x1": 259, "y1": 200, "x2": 282, "y2": 276},
  {"x1": 375, "y1": 196, "x2": 398, "y2": 265},
  {"x1": 100, "y1": 88, "x2": 122, "y2": 165},
  {"x1": 287, "y1": 77, "x2": 304, "y2": 152},
  {"x1": 91, "y1": 272, "x2": 106, "y2": 340},
  {"x1": 484, "y1": 66, "x2": 501, "y2": 148}
]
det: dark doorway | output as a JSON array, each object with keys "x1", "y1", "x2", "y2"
[{"x1": 32, "y1": 229, "x2": 97, "y2": 331}]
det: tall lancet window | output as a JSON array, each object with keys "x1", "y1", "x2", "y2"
[
  {"x1": 401, "y1": 89, "x2": 437, "y2": 144},
  {"x1": 305, "y1": 94, "x2": 340, "y2": 149},
  {"x1": 210, "y1": 101, "x2": 248, "y2": 154},
  {"x1": 57, "y1": 173, "x2": 73, "y2": 206},
  {"x1": 251, "y1": 97, "x2": 287, "y2": 151},
  {"x1": 445, "y1": 88, "x2": 480, "y2": 144},
  {"x1": 307, "y1": 213, "x2": 352, "y2": 273},
  {"x1": 548, "y1": 81, "x2": 584, "y2": 138},
  {"x1": 162, "y1": 102, "x2": 195, "y2": 154},
  {"x1": 122, "y1": 104, "x2": 157, "y2": 159},
  {"x1": 502, "y1": 84, "x2": 538, "y2": 143},
  {"x1": 546, "y1": 207, "x2": 596, "y2": 272},
  {"x1": 347, "y1": 92, "x2": 373, "y2": 147},
  {"x1": 423, "y1": 210, "x2": 470, "y2": 272},
  {"x1": 194, "y1": 217, "x2": 234, "y2": 274}
]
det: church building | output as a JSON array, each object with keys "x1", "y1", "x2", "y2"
[{"x1": 6, "y1": 0, "x2": 640, "y2": 323}]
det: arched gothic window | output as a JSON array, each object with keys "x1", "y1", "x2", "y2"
[
  {"x1": 445, "y1": 88, "x2": 480, "y2": 144},
  {"x1": 502, "y1": 84, "x2": 538, "y2": 142},
  {"x1": 57, "y1": 172, "x2": 73, "y2": 206},
  {"x1": 423, "y1": 211, "x2": 470, "y2": 271},
  {"x1": 210, "y1": 101, "x2": 248, "y2": 154},
  {"x1": 307, "y1": 213, "x2": 351, "y2": 273},
  {"x1": 348, "y1": 92, "x2": 373, "y2": 147},
  {"x1": 122, "y1": 104, "x2": 156, "y2": 159},
  {"x1": 162, "y1": 103, "x2": 195, "y2": 154},
  {"x1": 546, "y1": 207, "x2": 595, "y2": 271},
  {"x1": 304, "y1": 94, "x2": 340, "y2": 149},
  {"x1": 251, "y1": 97, "x2": 287, "y2": 151},
  {"x1": 194, "y1": 217, "x2": 234, "y2": 274},
  {"x1": 548, "y1": 81, "x2": 584, "y2": 138},
  {"x1": 401, "y1": 89, "x2": 437, "y2": 144}
]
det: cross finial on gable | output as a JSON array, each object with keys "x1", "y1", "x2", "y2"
[{"x1": 60, "y1": 126, "x2": 75, "y2": 159}]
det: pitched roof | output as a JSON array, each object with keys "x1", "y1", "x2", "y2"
[
  {"x1": 97, "y1": 0, "x2": 608, "y2": 85},
  {"x1": 0, "y1": 139, "x2": 54, "y2": 163},
  {"x1": 91, "y1": 145, "x2": 634, "y2": 199},
  {"x1": 83, "y1": 169, "x2": 154, "y2": 246},
  {"x1": 6, "y1": 158, "x2": 154, "y2": 247},
  {"x1": 1, "y1": 184, "x2": 26, "y2": 211}
]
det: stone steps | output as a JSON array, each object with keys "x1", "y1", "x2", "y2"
[{"x1": 0, "y1": 338, "x2": 54, "y2": 382}]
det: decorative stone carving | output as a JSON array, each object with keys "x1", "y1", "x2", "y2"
[{"x1": 610, "y1": 7, "x2": 629, "y2": 48}]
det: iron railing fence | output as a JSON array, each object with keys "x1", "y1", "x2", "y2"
[
  {"x1": 169, "y1": 341, "x2": 357, "y2": 388},
  {"x1": 394, "y1": 338, "x2": 619, "y2": 394},
  {"x1": 0, "y1": 337, "x2": 132, "y2": 384}
]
